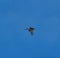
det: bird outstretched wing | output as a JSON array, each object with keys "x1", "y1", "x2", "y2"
[{"x1": 30, "y1": 31, "x2": 33, "y2": 36}]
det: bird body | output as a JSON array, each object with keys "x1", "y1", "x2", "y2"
[{"x1": 25, "y1": 27, "x2": 35, "y2": 36}]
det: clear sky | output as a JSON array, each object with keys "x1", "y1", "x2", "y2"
[{"x1": 0, "y1": 0, "x2": 60, "y2": 58}]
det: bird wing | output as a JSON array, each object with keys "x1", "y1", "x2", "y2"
[{"x1": 30, "y1": 31, "x2": 33, "y2": 36}]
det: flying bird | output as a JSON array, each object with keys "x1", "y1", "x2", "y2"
[{"x1": 25, "y1": 27, "x2": 35, "y2": 36}]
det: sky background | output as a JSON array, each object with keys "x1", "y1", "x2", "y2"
[{"x1": 0, "y1": 0, "x2": 60, "y2": 58}]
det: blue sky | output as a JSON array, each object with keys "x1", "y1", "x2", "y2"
[{"x1": 0, "y1": 0, "x2": 60, "y2": 58}]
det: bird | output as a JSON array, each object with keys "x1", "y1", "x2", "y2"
[{"x1": 25, "y1": 27, "x2": 35, "y2": 36}]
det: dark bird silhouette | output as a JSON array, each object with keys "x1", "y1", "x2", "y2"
[{"x1": 25, "y1": 27, "x2": 35, "y2": 36}]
